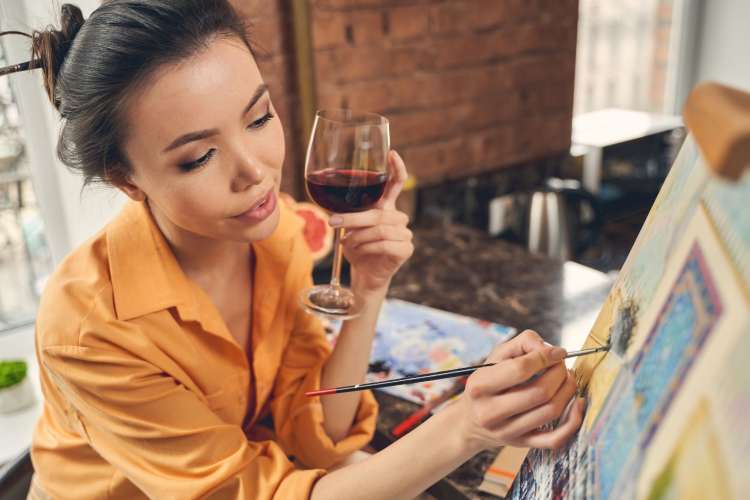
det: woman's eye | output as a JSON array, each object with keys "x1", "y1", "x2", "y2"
[
  {"x1": 179, "y1": 148, "x2": 216, "y2": 172},
  {"x1": 248, "y1": 111, "x2": 275, "y2": 130}
]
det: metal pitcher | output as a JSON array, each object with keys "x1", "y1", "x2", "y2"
[{"x1": 524, "y1": 178, "x2": 602, "y2": 260}]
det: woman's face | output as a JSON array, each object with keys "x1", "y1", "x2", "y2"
[{"x1": 120, "y1": 36, "x2": 285, "y2": 243}]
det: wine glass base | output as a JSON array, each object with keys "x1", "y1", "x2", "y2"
[{"x1": 300, "y1": 285, "x2": 363, "y2": 320}]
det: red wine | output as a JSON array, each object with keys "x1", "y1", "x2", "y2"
[{"x1": 306, "y1": 169, "x2": 388, "y2": 213}]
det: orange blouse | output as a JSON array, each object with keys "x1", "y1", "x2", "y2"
[{"x1": 30, "y1": 200, "x2": 378, "y2": 499}]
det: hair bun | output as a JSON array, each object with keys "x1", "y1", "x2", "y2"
[
  {"x1": 60, "y1": 4, "x2": 85, "y2": 42},
  {"x1": 31, "y1": 3, "x2": 85, "y2": 109}
]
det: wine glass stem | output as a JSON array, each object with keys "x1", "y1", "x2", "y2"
[{"x1": 329, "y1": 227, "x2": 344, "y2": 289}]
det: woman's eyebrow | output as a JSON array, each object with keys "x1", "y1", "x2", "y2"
[
  {"x1": 162, "y1": 128, "x2": 220, "y2": 154},
  {"x1": 242, "y1": 83, "x2": 268, "y2": 116},
  {"x1": 161, "y1": 84, "x2": 269, "y2": 154}
]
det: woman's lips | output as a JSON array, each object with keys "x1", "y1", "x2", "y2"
[{"x1": 233, "y1": 190, "x2": 276, "y2": 223}]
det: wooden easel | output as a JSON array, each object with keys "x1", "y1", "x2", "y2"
[{"x1": 683, "y1": 82, "x2": 750, "y2": 180}]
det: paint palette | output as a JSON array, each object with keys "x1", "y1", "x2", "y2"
[{"x1": 323, "y1": 299, "x2": 515, "y2": 405}]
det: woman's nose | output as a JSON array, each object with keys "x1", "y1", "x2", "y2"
[{"x1": 231, "y1": 158, "x2": 264, "y2": 192}]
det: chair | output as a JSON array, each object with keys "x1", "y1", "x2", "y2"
[{"x1": 0, "y1": 448, "x2": 33, "y2": 500}]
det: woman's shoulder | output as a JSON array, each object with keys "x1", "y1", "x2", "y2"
[{"x1": 36, "y1": 230, "x2": 117, "y2": 349}]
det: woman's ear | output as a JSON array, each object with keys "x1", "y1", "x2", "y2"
[{"x1": 107, "y1": 167, "x2": 146, "y2": 202}]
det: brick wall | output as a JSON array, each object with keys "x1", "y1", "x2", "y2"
[
  {"x1": 233, "y1": 0, "x2": 579, "y2": 196},
  {"x1": 310, "y1": 0, "x2": 579, "y2": 185}
]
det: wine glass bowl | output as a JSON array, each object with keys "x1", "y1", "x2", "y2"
[
  {"x1": 306, "y1": 169, "x2": 388, "y2": 213},
  {"x1": 301, "y1": 109, "x2": 390, "y2": 319}
]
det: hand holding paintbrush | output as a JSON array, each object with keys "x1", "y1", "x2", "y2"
[
  {"x1": 324, "y1": 331, "x2": 592, "y2": 455},
  {"x1": 298, "y1": 328, "x2": 591, "y2": 499},
  {"x1": 387, "y1": 343, "x2": 608, "y2": 438}
]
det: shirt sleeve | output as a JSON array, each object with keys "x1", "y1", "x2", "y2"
[
  {"x1": 40, "y1": 344, "x2": 325, "y2": 500},
  {"x1": 270, "y1": 271, "x2": 379, "y2": 469}
]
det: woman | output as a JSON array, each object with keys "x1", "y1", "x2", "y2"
[{"x1": 6, "y1": 1, "x2": 584, "y2": 498}]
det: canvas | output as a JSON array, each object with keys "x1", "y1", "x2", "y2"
[{"x1": 509, "y1": 134, "x2": 750, "y2": 499}]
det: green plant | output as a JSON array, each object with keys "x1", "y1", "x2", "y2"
[{"x1": 0, "y1": 360, "x2": 27, "y2": 389}]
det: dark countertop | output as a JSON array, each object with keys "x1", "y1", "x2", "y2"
[{"x1": 371, "y1": 222, "x2": 613, "y2": 499}]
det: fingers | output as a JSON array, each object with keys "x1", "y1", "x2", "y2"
[
  {"x1": 486, "y1": 330, "x2": 547, "y2": 363},
  {"x1": 467, "y1": 344, "x2": 567, "y2": 397},
  {"x1": 499, "y1": 369, "x2": 579, "y2": 438},
  {"x1": 330, "y1": 207, "x2": 409, "y2": 230},
  {"x1": 377, "y1": 150, "x2": 408, "y2": 210},
  {"x1": 345, "y1": 240, "x2": 414, "y2": 260},
  {"x1": 511, "y1": 397, "x2": 585, "y2": 449},
  {"x1": 343, "y1": 225, "x2": 413, "y2": 248},
  {"x1": 475, "y1": 363, "x2": 568, "y2": 426}
]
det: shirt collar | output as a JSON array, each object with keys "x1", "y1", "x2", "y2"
[{"x1": 106, "y1": 199, "x2": 303, "y2": 322}]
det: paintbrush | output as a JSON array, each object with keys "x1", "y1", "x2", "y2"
[{"x1": 305, "y1": 345, "x2": 610, "y2": 397}]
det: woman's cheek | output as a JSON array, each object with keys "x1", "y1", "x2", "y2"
[{"x1": 178, "y1": 180, "x2": 229, "y2": 222}]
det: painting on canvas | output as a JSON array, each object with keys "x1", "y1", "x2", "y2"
[{"x1": 509, "y1": 133, "x2": 750, "y2": 499}]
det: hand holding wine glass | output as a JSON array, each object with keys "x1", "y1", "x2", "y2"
[
  {"x1": 302, "y1": 110, "x2": 412, "y2": 318},
  {"x1": 336, "y1": 150, "x2": 413, "y2": 294}
]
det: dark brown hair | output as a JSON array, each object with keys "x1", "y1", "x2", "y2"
[{"x1": 10, "y1": 0, "x2": 252, "y2": 185}]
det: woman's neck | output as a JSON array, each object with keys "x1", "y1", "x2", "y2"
[{"x1": 147, "y1": 200, "x2": 251, "y2": 279}]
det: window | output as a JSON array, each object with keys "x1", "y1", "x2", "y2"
[
  {"x1": 0, "y1": 40, "x2": 53, "y2": 331},
  {"x1": 574, "y1": 0, "x2": 679, "y2": 115}
]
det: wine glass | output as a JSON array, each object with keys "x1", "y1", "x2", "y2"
[{"x1": 301, "y1": 109, "x2": 390, "y2": 319}]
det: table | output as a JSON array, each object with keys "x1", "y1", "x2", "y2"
[{"x1": 372, "y1": 222, "x2": 613, "y2": 499}]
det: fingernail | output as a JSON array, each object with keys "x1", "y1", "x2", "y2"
[
  {"x1": 329, "y1": 215, "x2": 343, "y2": 227},
  {"x1": 548, "y1": 346, "x2": 567, "y2": 361}
]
